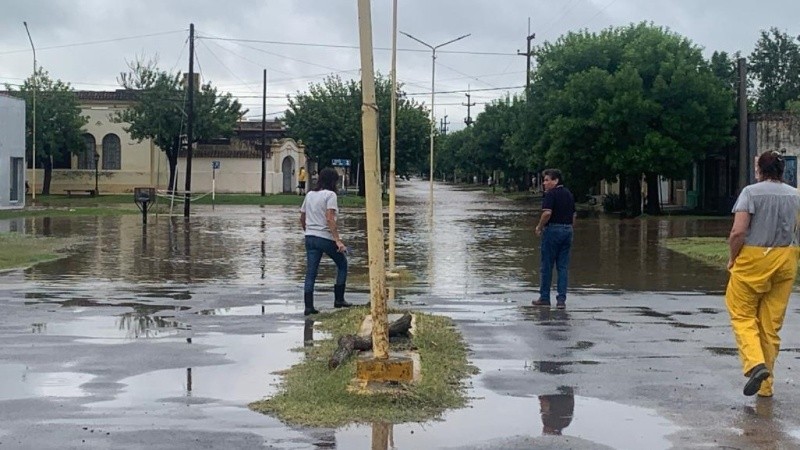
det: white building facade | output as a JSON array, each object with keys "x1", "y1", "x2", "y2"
[{"x1": 0, "y1": 95, "x2": 26, "y2": 210}]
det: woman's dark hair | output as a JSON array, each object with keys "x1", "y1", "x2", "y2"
[
  {"x1": 315, "y1": 167, "x2": 339, "y2": 192},
  {"x1": 542, "y1": 168, "x2": 564, "y2": 186},
  {"x1": 758, "y1": 151, "x2": 785, "y2": 181}
]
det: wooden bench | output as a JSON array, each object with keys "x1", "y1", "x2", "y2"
[{"x1": 64, "y1": 189, "x2": 96, "y2": 197}]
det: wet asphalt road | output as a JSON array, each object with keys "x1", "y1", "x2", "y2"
[{"x1": 0, "y1": 180, "x2": 799, "y2": 449}]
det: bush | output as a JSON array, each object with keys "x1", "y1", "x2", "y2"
[{"x1": 602, "y1": 193, "x2": 624, "y2": 213}]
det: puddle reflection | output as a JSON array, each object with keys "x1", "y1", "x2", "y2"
[
  {"x1": 0, "y1": 363, "x2": 94, "y2": 401},
  {"x1": 540, "y1": 387, "x2": 575, "y2": 436},
  {"x1": 334, "y1": 385, "x2": 679, "y2": 449},
  {"x1": 88, "y1": 329, "x2": 303, "y2": 408}
]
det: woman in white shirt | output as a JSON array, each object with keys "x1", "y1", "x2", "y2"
[{"x1": 300, "y1": 168, "x2": 352, "y2": 315}]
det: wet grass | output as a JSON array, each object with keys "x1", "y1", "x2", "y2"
[
  {"x1": 0, "y1": 207, "x2": 134, "y2": 220},
  {"x1": 0, "y1": 233, "x2": 76, "y2": 271},
  {"x1": 249, "y1": 307, "x2": 475, "y2": 427},
  {"x1": 662, "y1": 237, "x2": 728, "y2": 266},
  {"x1": 664, "y1": 236, "x2": 800, "y2": 284},
  {"x1": 25, "y1": 193, "x2": 366, "y2": 208}
]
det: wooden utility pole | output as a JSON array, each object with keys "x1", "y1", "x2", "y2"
[
  {"x1": 388, "y1": 0, "x2": 398, "y2": 272},
  {"x1": 738, "y1": 57, "x2": 748, "y2": 190},
  {"x1": 261, "y1": 69, "x2": 267, "y2": 196},
  {"x1": 517, "y1": 18, "x2": 536, "y2": 95},
  {"x1": 183, "y1": 23, "x2": 195, "y2": 219},
  {"x1": 356, "y1": 0, "x2": 388, "y2": 359}
]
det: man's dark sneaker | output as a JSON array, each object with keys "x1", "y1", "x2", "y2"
[
  {"x1": 531, "y1": 300, "x2": 551, "y2": 307},
  {"x1": 556, "y1": 302, "x2": 566, "y2": 310},
  {"x1": 744, "y1": 363, "x2": 770, "y2": 396}
]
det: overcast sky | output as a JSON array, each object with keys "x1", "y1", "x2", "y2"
[{"x1": 1, "y1": 0, "x2": 798, "y2": 131}]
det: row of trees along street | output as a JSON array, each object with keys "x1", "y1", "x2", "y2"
[{"x1": 5, "y1": 23, "x2": 800, "y2": 211}]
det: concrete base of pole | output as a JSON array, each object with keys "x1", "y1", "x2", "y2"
[
  {"x1": 351, "y1": 313, "x2": 419, "y2": 391},
  {"x1": 351, "y1": 351, "x2": 420, "y2": 394}
]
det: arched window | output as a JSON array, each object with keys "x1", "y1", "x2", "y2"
[
  {"x1": 102, "y1": 133, "x2": 121, "y2": 170},
  {"x1": 78, "y1": 134, "x2": 96, "y2": 169}
]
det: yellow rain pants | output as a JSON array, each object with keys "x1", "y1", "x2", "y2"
[{"x1": 725, "y1": 245, "x2": 799, "y2": 397}]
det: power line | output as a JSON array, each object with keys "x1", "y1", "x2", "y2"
[
  {"x1": 574, "y1": 0, "x2": 621, "y2": 29},
  {"x1": 405, "y1": 85, "x2": 524, "y2": 96},
  {"x1": 199, "y1": 39, "x2": 259, "y2": 95},
  {"x1": 199, "y1": 35, "x2": 517, "y2": 56},
  {"x1": 0, "y1": 29, "x2": 186, "y2": 56}
]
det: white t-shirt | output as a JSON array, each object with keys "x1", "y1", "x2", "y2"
[{"x1": 300, "y1": 190, "x2": 339, "y2": 241}]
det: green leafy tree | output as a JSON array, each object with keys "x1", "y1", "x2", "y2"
[
  {"x1": 530, "y1": 23, "x2": 734, "y2": 214},
  {"x1": 749, "y1": 27, "x2": 800, "y2": 112},
  {"x1": 6, "y1": 68, "x2": 88, "y2": 195},
  {"x1": 115, "y1": 60, "x2": 244, "y2": 192},
  {"x1": 284, "y1": 74, "x2": 430, "y2": 194}
]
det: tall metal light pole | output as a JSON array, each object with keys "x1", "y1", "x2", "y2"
[
  {"x1": 388, "y1": 0, "x2": 399, "y2": 272},
  {"x1": 23, "y1": 21, "x2": 36, "y2": 201},
  {"x1": 400, "y1": 31, "x2": 470, "y2": 201}
]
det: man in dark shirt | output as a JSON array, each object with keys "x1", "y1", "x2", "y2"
[{"x1": 533, "y1": 169, "x2": 576, "y2": 309}]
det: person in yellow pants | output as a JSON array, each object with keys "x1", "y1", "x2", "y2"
[{"x1": 726, "y1": 150, "x2": 800, "y2": 397}]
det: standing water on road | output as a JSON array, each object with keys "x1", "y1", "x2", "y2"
[{"x1": 1, "y1": 179, "x2": 796, "y2": 450}]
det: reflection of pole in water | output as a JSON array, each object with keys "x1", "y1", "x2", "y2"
[
  {"x1": 371, "y1": 422, "x2": 392, "y2": 450},
  {"x1": 186, "y1": 367, "x2": 192, "y2": 395},
  {"x1": 260, "y1": 217, "x2": 266, "y2": 279},
  {"x1": 184, "y1": 220, "x2": 192, "y2": 283},
  {"x1": 304, "y1": 319, "x2": 314, "y2": 347}
]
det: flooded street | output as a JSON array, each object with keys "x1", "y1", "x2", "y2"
[{"x1": 1, "y1": 179, "x2": 799, "y2": 449}]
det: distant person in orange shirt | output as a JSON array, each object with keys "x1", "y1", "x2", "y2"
[{"x1": 298, "y1": 167, "x2": 308, "y2": 195}]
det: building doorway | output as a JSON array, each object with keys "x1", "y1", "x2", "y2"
[{"x1": 282, "y1": 156, "x2": 295, "y2": 193}]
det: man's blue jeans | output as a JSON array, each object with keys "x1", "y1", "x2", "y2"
[
  {"x1": 304, "y1": 235, "x2": 348, "y2": 293},
  {"x1": 539, "y1": 224, "x2": 573, "y2": 303}
]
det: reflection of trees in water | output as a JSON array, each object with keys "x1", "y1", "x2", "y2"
[{"x1": 116, "y1": 308, "x2": 185, "y2": 339}]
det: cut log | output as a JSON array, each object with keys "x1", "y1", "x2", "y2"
[{"x1": 328, "y1": 313, "x2": 413, "y2": 369}]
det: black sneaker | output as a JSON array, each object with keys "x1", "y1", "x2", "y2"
[
  {"x1": 744, "y1": 364, "x2": 770, "y2": 396},
  {"x1": 531, "y1": 300, "x2": 551, "y2": 307}
]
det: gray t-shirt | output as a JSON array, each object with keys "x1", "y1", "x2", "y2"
[
  {"x1": 300, "y1": 190, "x2": 338, "y2": 241},
  {"x1": 732, "y1": 181, "x2": 800, "y2": 247}
]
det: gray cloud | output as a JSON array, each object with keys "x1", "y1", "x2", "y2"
[{"x1": 1, "y1": 0, "x2": 798, "y2": 127}]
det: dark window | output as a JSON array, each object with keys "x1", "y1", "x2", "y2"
[
  {"x1": 78, "y1": 134, "x2": 96, "y2": 170},
  {"x1": 102, "y1": 133, "x2": 121, "y2": 170}
]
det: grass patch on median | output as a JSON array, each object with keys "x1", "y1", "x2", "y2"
[
  {"x1": 0, "y1": 207, "x2": 134, "y2": 220},
  {"x1": 662, "y1": 237, "x2": 728, "y2": 266},
  {"x1": 249, "y1": 306, "x2": 475, "y2": 427},
  {"x1": 0, "y1": 233, "x2": 76, "y2": 271}
]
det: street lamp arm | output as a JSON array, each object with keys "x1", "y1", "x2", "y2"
[
  {"x1": 434, "y1": 33, "x2": 471, "y2": 50},
  {"x1": 399, "y1": 31, "x2": 433, "y2": 50}
]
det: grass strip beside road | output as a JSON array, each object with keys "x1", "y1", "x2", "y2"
[
  {"x1": 662, "y1": 237, "x2": 728, "y2": 266},
  {"x1": 0, "y1": 207, "x2": 134, "y2": 220},
  {"x1": 0, "y1": 233, "x2": 76, "y2": 271},
  {"x1": 249, "y1": 307, "x2": 475, "y2": 427}
]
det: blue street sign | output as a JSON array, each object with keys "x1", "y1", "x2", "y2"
[
  {"x1": 212, "y1": 160, "x2": 221, "y2": 169},
  {"x1": 331, "y1": 159, "x2": 351, "y2": 167}
]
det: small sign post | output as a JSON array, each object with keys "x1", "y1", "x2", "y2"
[
  {"x1": 332, "y1": 159, "x2": 351, "y2": 194},
  {"x1": 211, "y1": 160, "x2": 221, "y2": 210}
]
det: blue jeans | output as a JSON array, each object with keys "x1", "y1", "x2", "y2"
[
  {"x1": 539, "y1": 224, "x2": 573, "y2": 303},
  {"x1": 304, "y1": 235, "x2": 348, "y2": 293}
]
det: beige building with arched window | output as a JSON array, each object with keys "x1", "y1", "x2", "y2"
[{"x1": 29, "y1": 90, "x2": 306, "y2": 195}]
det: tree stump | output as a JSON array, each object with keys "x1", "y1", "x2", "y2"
[{"x1": 328, "y1": 312, "x2": 413, "y2": 369}]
